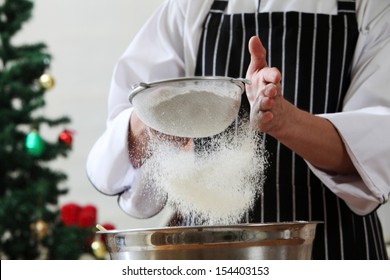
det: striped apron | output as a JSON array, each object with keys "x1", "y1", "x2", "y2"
[{"x1": 189, "y1": 0, "x2": 388, "y2": 260}]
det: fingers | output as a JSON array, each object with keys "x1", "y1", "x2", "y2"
[
  {"x1": 250, "y1": 103, "x2": 274, "y2": 131},
  {"x1": 246, "y1": 36, "x2": 267, "y2": 79},
  {"x1": 263, "y1": 67, "x2": 282, "y2": 84},
  {"x1": 147, "y1": 127, "x2": 192, "y2": 148},
  {"x1": 246, "y1": 35, "x2": 281, "y2": 84},
  {"x1": 259, "y1": 84, "x2": 278, "y2": 110},
  {"x1": 245, "y1": 36, "x2": 283, "y2": 134},
  {"x1": 264, "y1": 83, "x2": 279, "y2": 98},
  {"x1": 249, "y1": 81, "x2": 281, "y2": 131}
]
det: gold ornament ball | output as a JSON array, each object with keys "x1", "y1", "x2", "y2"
[
  {"x1": 39, "y1": 73, "x2": 55, "y2": 89},
  {"x1": 31, "y1": 219, "x2": 49, "y2": 240},
  {"x1": 91, "y1": 239, "x2": 107, "y2": 259}
]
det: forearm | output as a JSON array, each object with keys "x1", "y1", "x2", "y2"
[
  {"x1": 128, "y1": 112, "x2": 150, "y2": 168},
  {"x1": 271, "y1": 104, "x2": 356, "y2": 175},
  {"x1": 127, "y1": 112, "x2": 192, "y2": 168}
]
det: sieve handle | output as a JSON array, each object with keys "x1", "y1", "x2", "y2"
[
  {"x1": 129, "y1": 82, "x2": 150, "y2": 103},
  {"x1": 231, "y1": 78, "x2": 251, "y2": 93},
  {"x1": 232, "y1": 78, "x2": 251, "y2": 85}
]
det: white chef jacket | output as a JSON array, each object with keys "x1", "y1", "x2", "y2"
[{"x1": 86, "y1": 0, "x2": 390, "y2": 218}]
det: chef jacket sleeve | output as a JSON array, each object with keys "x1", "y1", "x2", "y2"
[
  {"x1": 86, "y1": 109, "x2": 167, "y2": 218},
  {"x1": 308, "y1": 3, "x2": 390, "y2": 215},
  {"x1": 86, "y1": 0, "x2": 187, "y2": 218}
]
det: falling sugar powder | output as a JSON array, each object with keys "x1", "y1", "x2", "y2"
[{"x1": 141, "y1": 125, "x2": 268, "y2": 225}]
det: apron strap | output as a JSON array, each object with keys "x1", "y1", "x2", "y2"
[
  {"x1": 338, "y1": 1, "x2": 356, "y2": 13},
  {"x1": 210, "y1": 0, "x2": 228, "y2": 13}
]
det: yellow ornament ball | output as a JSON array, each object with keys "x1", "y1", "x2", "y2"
[
  {"x1": 30, "y1": 219, "x2": 49, "y2": 240},
  {"x1": 91, "y1": 239, "x2": 107, "y2": 259},
  {"x1": 39, "y1": 73, "x2": 55, "y2": 89}
]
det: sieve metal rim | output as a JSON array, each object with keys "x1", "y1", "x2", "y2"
[{"x1": 128, "y1": 76, "x2": 251, "y2": 104}]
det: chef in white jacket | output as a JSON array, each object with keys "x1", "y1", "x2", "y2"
[{"x1": 87, "y1": 0, "x2": 390, "y2": 259}]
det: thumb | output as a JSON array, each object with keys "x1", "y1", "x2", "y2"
[{"x1": 246, "y1": 36, "x2": 267, "y2": 78}]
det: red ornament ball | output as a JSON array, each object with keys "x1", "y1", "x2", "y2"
[
  {"x1": 59, "y1": 129, "x2": 74, "y2": 145},
  {"x1": 60, "y1": 203, "x2": 81, "y2": 226},
  {"x1": 78, "y1": 205, "x2": 97, "y2": 228}
]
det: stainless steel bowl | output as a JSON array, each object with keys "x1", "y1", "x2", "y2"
[{"x1": 97, "y1": 222, "x2": 319, "y2": 260}]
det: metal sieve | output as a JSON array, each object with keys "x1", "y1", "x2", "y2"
[{"x1": 129, "y1": 77, "x2": 250, "y2": 138}]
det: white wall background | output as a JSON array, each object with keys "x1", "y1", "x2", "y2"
[{"x1": 16, "y1": 0, "x2": 389, "y2": 240}]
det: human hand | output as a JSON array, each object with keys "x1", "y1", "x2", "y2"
[
  {"x1": 128, "y1": 112, "x2": 192, "y2": 168},
  {"x1": 245, "y1": 36, "x2": 291, "y2": 137},
  {"x1": 146, "y1": 126, "x2": 192, "y2": 150}
]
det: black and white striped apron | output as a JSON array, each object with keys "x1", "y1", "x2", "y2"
[{"x1": 190, "y1": 0, "x2": 388, "y2": 260}]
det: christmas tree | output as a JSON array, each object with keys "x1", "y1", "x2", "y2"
[{"x1": 0, "y1": 0, "x2": 99, "y2": 259}]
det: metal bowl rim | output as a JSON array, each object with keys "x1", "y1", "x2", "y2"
[{"x1": 96, "y1": 221, "x2": 323, "y2": 235}]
